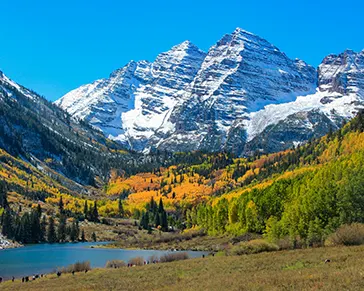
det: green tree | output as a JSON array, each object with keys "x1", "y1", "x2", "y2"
[
  {"x1": 57, "y1": 215, "x2": 67, "y2": 242},
  {"x1": 30, "y1": 209, "x2": 41, "y2": 242},
  {"x1": 47, "y1": 216, "x2": 57, "y2": 243},
  {"x1": 161, "y1": 210, "x2": 168, "y2": 232},
  {"x1": 40, "y1": 215, "x2": 47, "y2": 242},
  {"x1": 36, "y1": 204, "x2": 42, "y2": 218},
  {"x1": 118, "y1": 197, "x2": 124, "y2": 218},
  {"x1": 59, "y1": 196, "x2": 64, "y2": 214},
  {"x1": 1, "y1": 208, "x2": 13, "y2": 238},
  {"x1": 154, "y1": 212, "x2": 161, "y2": 228},
  {"x1": 0, "y1": 181, "x2": 9, "y2": 209},
  {"x1": 84, "y1": 201, "x2": 89, "y2": 220},
  {"x1": 140, "y1": 211, "x2": 150, "y2": 230},
  {"x1": 69, "y1": 219, "x2": 79, "y2": 242},
  {"x1": 81, "y1": 229, "x2": 86, "y2": 242},
  {"x1": 158, "y1": 198, "x2": 164, "y2": 213},
  {"x1": 91, "y1": 201, "x2": 99, "y2": 222}
]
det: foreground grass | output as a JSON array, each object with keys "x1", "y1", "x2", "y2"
[{"x1": 3, "y1": 245, "x2": 364, "y2": 290}]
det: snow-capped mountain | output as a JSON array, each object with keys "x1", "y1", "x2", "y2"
[
  {"x1": 56, "y1": 28, "x2": 364, "y2": 155},
  {"x1": 57, "y1": 41, "x2": 206, "y2": 150}
]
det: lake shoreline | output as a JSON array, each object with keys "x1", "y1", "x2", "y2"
[
  {"x1": 0, "y1": 234, "x2": 22, "y2": 250},
  {"x1": 0, "y1": 241, "x2": 207, "y2": 281}
]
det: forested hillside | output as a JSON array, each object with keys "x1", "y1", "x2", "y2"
[
  {"x1": 0, "y1": 71, "x2": 172, "y2": 189},
  {"x1": 108, "y1": 112, "x2": 364, "y2": 245}
]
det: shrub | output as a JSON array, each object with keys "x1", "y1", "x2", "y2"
[
  {"x1": 325, "y1": 223, "x2": 364, "y2": 246},
  {"x1": 159, "y1": 252, "x2": 189, "y2": 263},
  {"x1": 58, "y1": 261, "x2": 91, "y2": 273},
  {"x1": 230, "y1": 233, "x2": 261, "y2": 244},
  {"x1": 227, "y1": 239, "x2": 279, "y2": 256},
  {"x1": 154, "y1": 229, "x2": 205, "y2": 244},
  {"x1": 128, "y1": 257, "x2": 144, "y2": 266},
  {"x1": 148, "y1": 255, "x2": 159, "y2": 263},
  {"x1": 105, "y1": 260, "x2": 126, "y2": 268},
  {"x1": 276, "y1": 237, "x2": 293, "y2": 250}
]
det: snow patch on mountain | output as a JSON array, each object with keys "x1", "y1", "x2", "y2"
[
  {"x1": 0, "y1": 71, "x2": 38, "y2": 101},
  {"x1": 245, "y1": 91, "x2": 361, "y2": 141}
]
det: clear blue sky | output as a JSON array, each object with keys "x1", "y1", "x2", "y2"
[{"x1": 1, "y1": 0, "x2": 363, "y2": 101}]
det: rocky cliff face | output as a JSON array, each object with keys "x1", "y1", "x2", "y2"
[
  {"x1": 319, "y1": 49, "x2": 364, "y2": 96},
  {"x1": 151, "y1": 28, "x2": 317, "y2": 154},
  {"x1": 56, "y1": 28, "x2": 364, "y2": 156}
]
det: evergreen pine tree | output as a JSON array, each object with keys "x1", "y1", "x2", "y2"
[
  {"x1": 118, "y1": 197, "x2": 124, "y2": 218},
  {"x1": 20, "y1": 212, "x2": 32, "y2": 243},
  {"x1": 0, "y1": 181, "x2": 9, "y2": 209},
  {"x1": 40, "y1": 215, "x2": 47, "y2": 242},
  {"x1": 65, "y1": 225, "x2": 72, "y2": 238},
  {"x1": 36, "y1": 204, "x2": 42, "y2": 218},
  {"x1": 47, "y1": 216, "x2": 57, "y2": 243},
  {"x1": 59, "y1": 196, "x2": 64, "y2": 214},
  {"x1": 81, "y1": 229, "x2": 86, "y2": 242},
  {"x1": 84, "y1": 201, "x2": 88, "y2": 220},
  {"x1": 140, "y1": 212, "x2": 145, "y2": 229},
  {"x1": 75, "y1": 219, "x2": 80, "y2": 239},
  {"x1": 158, "y1": 198, "x2": 164, "y2": 213},
  {"x1": 154, "y1": 212, "x2": 161, "y2": 228},
  {"x1": 149, "y1": 197, "x2": 157, "y2": 214},
  {"x1": 91, "y1": 201, "x2": 99, "y2": 222},
  {"x1": 157, "y1": 198, "x2": 168, "y2": 231},
  {"x1": 14, "y1": 215, "x2": 22, "y2": 242},
  {"x1": 161, "y1": 210, "x2": 168, "y2": 232},
  {"x1": 30, "y1": 209, "x2": 41, "y2": 242},
  {"x1": 140, "y1": 211, "x2": 150, "y2": 230},
  {"x1": 69, "y1": 220, "x2": 78, "y2": 242},
  {"x1": 1, "y1": 208, "x2": 13, "y2": 238},
  {"x1": 57, "y1": 215, "x2": 67, "y2": 242}
]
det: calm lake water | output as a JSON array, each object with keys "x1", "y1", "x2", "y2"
[{"x1": 0, "y1": 242, "x2": 207, "y2": 280}]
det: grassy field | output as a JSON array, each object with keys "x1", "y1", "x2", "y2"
[{"x1": 2, "y1": 245, "x2": 364, "y2": 290}]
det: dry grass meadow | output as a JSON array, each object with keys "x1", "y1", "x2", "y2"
[{"x1": 2, "y1": 245, "x2": 364, "y2": 291}]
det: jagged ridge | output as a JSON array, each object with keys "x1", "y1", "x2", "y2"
[{"x1": 56, "y1": 28, "x2": 364, "y2": 155}]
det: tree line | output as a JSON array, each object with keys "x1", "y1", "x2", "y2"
[{"x1": 0, "y1": 186, "x2": 88, "y2": 244}]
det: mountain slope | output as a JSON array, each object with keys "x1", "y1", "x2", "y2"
[
  {"x1": 57, "y1": 29, "x2": 364, "y2": 155},
  {"x1": 57, "y1": 41, "x2": 206, "y2": 151},
  {"x1": 0, "y1": 70, "x2": 151, "y2": 187}
]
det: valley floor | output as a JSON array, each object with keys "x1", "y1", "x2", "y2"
[{"x1": 2, "y1": 245, "x2": 364, "y2": 290}]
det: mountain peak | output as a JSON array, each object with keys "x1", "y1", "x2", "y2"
[
  {"x1": 109, "y1": 60, "x2": 151, "y2": 78},
  {"x1": 170, "y1": 40, "x2": 203, "y2": 54},
  {"x1": 233, "y1": 27, "x2": 255, "y2": 36},
  {"x1": 343, "y1": 49, "x2": 356, "y2": 54}
]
